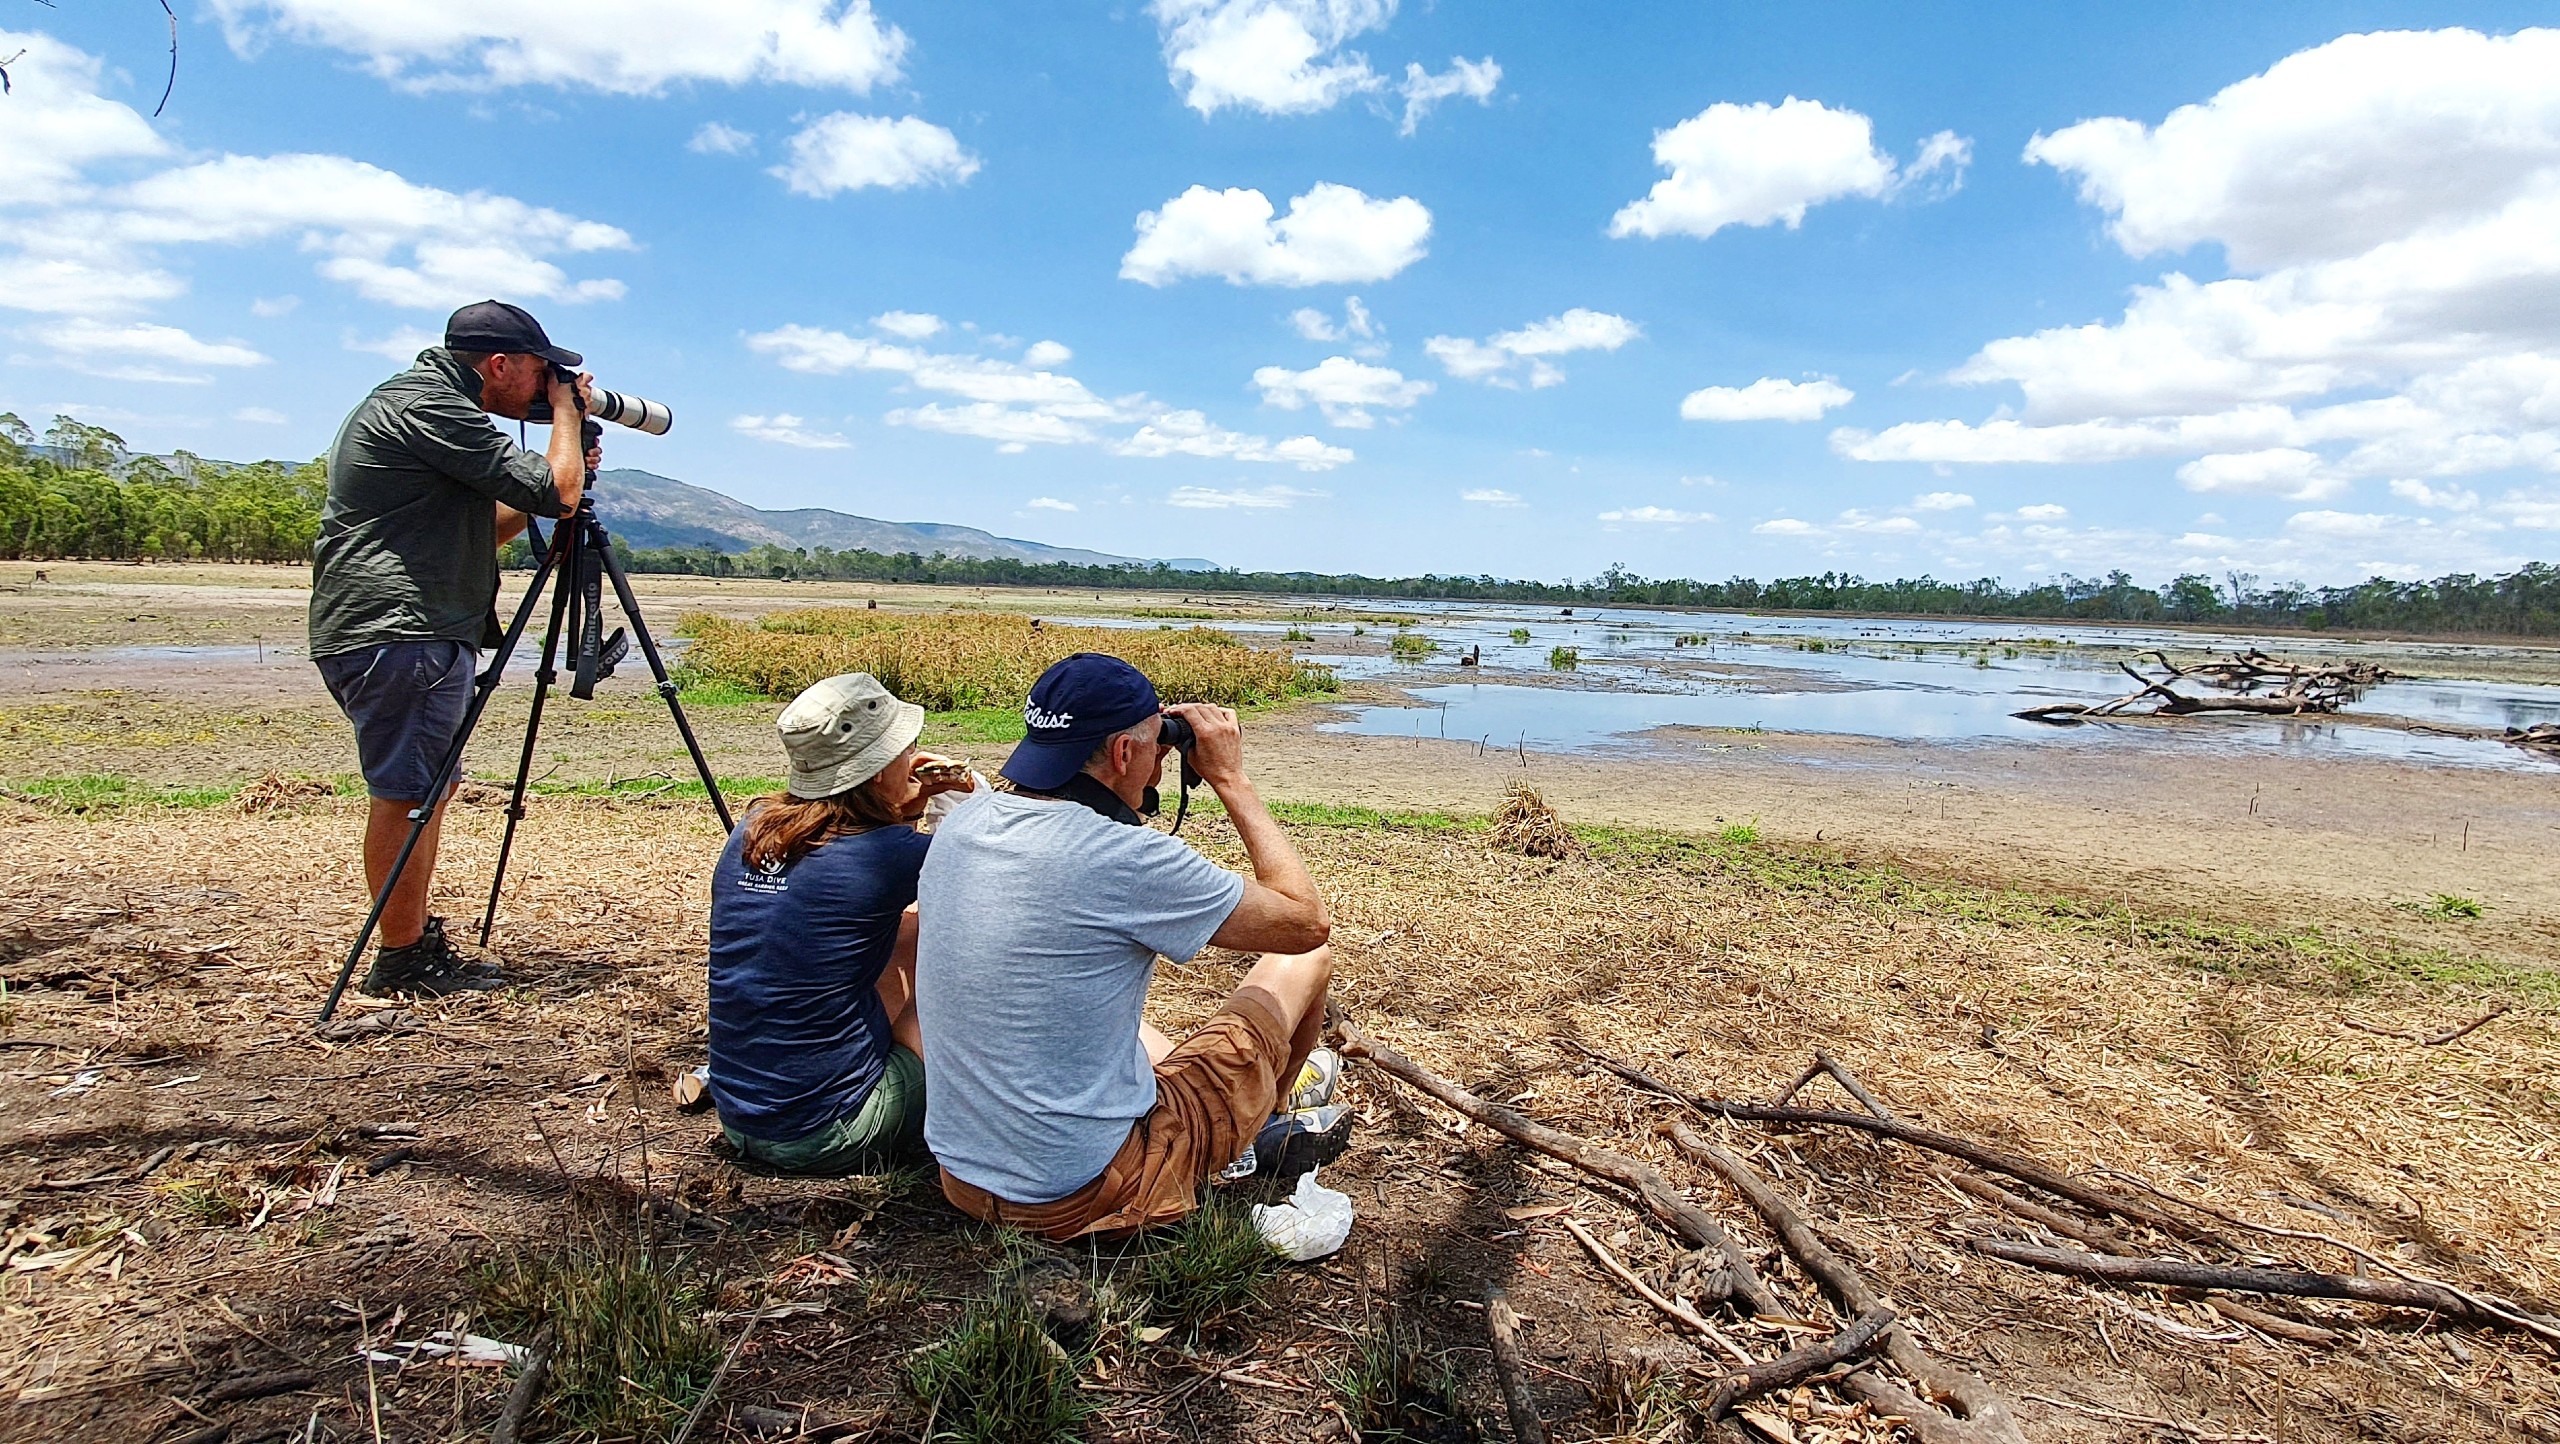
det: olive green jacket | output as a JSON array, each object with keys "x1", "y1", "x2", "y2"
[{"x1": 307, "y1": 348, "x2": 570, "y2": 659}]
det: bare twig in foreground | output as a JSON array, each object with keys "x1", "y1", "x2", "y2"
[
  {"x1": 1557, "y1": 1216, "x2": 1751, "y2": 1365},
  {"x1": 1970, "y1": 1240, "x2": 2560, "y2": 1339},
  {"x1": 1333, "y1": 1018, "x2": 1781, "y2": 1317},
  {"x1": 1563, "y1": 1042, "x2": 2209, "y2": 1243},
  {"x1": 1664, "y1": 1122, "x2": 2026, "y2": 1444},
  {"x1": 1701, "y1": 1305, "x2": 1895, "y2": 1421},
  {"x1": 1483, "y1": 1288, "x2": 1548, "y2": 1444},
  {"x1": 2339, "y1": 1006, "x2": 2508, "y2": 1046},
  {"x1": 489, "y1": 1324, "x2": 554, "y2": 1444}
]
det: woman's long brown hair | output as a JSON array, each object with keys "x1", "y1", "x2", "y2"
[{"x1": 737, "y1": 780, "x2": 906, "y2": 870}]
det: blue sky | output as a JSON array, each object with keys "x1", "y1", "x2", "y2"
[{"x1": 5, "y1": 3, "x2": 2557, "y2": 585}]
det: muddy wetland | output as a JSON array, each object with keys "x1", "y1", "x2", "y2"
[{"x1": 6, "y1": 563, "x2": 2559, "y2": 1444}]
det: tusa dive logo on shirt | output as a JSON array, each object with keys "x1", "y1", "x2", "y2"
[{"x1": 740, "y1": 855, "x2": 789, "y2": 895}]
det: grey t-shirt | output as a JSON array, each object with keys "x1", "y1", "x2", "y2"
[
  {"x1": 915, "y1": 789, "x2": 1246, "y2": 1204},
  {"x1": 308, "y1": 348, "x2": 570, "y2": 659}
]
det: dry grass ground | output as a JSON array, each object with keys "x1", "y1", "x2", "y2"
[{"x1": 3, "y1": 783, "x2": 2555, "y2": 1443}]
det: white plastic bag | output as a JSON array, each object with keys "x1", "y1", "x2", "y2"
[{"x1": 1250, "y1": 1168, "x2": 1354, "y2": 1261}]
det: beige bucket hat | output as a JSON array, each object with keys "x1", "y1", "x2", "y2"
[{"x1": 777, "y1": 673, "x2": 925, "y2": 800}]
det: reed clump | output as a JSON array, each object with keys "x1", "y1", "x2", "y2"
[{"x1": 678, "y1": 609, "x2": 1336, "y2": 711}]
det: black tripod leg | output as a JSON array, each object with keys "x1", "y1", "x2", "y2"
[
  {"x1": 477, "y1": 536, "x2": 576, "y2": 946},
  {"x1": 594, "y1": 519, "x2": 735, "y2": 830},
  {"x1": 316, "y1": 538, "x2": 562, "y2": 1024}
]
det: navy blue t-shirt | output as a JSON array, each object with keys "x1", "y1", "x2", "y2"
[{"x1": 706, "y1": 820, "x2": 932, "y2": 1143}]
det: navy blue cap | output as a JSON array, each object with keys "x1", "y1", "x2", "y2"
[
  {"x1": 1000, "y1": 653, "x2": 1161, "y2": 790},
  {"x1": 444, "y1": 299, "x2": 582, "y2": 369}
]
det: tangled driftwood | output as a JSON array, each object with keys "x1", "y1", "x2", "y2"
[{"x1": 2016, "y1": 648, "x2": 2391, "y2": 724}]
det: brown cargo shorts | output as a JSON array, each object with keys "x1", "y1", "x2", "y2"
[{"x1": 939, "y1": 984, "x2": 1293, "y2": 1241}]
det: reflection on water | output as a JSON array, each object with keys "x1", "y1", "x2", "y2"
[{"x1": 1281, "y1": 601, "x2": 2560, "y2": 772}]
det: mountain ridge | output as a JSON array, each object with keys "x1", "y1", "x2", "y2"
[{"x1": 591, "y1": 469, "x2": 1213, "y2": 570}]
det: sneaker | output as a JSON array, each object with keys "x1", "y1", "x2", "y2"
[
  {"x1": 1233, "y1": 1105, "x2": 1353, "y2": 1181},
  {"x1": 1287, "y1": 1047, "x2": 1343, "y2": 1111},
  {"x1": 361, "y1": 916, "x2": 508, "y2": 997}
]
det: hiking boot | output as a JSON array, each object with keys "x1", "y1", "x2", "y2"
[
  {"x1": 361, "y1": 916, "x2": 507, "y2": 997},
  {"x1": 1287, "y1": 1047, "x2": 1343, "y2": 1111}
]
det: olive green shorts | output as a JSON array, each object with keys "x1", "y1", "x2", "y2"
[{"x1": 724, "y1": 1046, "x2": 926, "y2": 1176}]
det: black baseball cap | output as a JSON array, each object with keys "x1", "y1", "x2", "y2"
[
  {"x1": 443, "y1": 299, "x2": 582, "y2": 369},
  {"x1": 1000, "y1": 654, "x2": 1162, "y2": 791}
]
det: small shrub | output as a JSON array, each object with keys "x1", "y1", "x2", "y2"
[
  {"x1": 1283, "y1": 626, "x2": 1314, "y2": 642},
  {"x1": 1507, "y1": 628, "x2": 1531, "y2": 644},
  {"x1": 156, "y1": 1174, "x2": 250, "y2": 1227},
  {"x1": 2427, "y1": 894, "x2": 2484, "y2": 919},
  {"x1": 1327, "y1": 1308, "x2": 1474, "y2": 1442},
  {"x1": 1719, "y1": 820, "x2": 1760, "y2": 845},
  {"x1": 1389, "y1": 633, "x2": 1438, "y2": 661},
  {"x1": 1140, "y1": 1195, "x2": 1283, "y2": 1329},
  {"x1": 1547, "y1": 646, "x2": 1579, "y2": 671},
  {"x1": 1491, "y1": 783, "x2": 1585, "y2": 861},
  {"x1": 908, "y1": 1289, "x2": 1094, "y2": 1444},
  {"x1": 1352, "y1": 625, "x2": 1368, "y2": 637}
]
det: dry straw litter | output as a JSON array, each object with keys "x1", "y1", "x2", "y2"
[
  {"x1": 1491, "y1": 782, "x2": 1586, "y2": 860},
  {"x1": 676, "y1": 608, "x2": 1335, "y2": 710}
]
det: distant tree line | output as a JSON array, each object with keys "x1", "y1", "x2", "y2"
[
  {"x1": 8, "y1": 410, "x2": 2553, "y2": 637},
  {"x1": 0, "y1": 413, "x2": 324, "y2": 562},
  {"x1": 588, "y1": 541, "x2": 2560, "y2": 638}
]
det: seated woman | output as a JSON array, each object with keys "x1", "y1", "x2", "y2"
[{"x1": 706, "y1": 672, "x2": 974, "y2": 1175}]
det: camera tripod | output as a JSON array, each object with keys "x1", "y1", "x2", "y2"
[{"x1": 315, "y1": 432, "x2": 733, "y2": 1023}]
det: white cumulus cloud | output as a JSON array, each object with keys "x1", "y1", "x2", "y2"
[
  {"x1": 1026, "y1": 496, "x2": 1078, "y2": 511},
  {"x1": 1609, "y1": 98, "x2": 1965, "y2": 240},
  {"x1": 730, "y1": 413, "x2": 851, "y2": 449},
  {"x1": 1425, "y1": 308, "x2": 1638, "y2": 389},
  {"x1": 870, "y1": 310, "x2": 944, "y2": 340},
  {"x1": 746, "y1": 322, "x2": 1354, "y2": 469},
  {"x1": 33, "y1": 318, "x2": 269, "y2": 372},
  {"x1": 688, "y1": 122, "x2": 755, "y2": 155},
  {"x1": 1166, "y1": 483, "x2": 1329, "y2": 509},
  {"x1": 1290, "y1": 296, "x2": 1376, "y2": 343},
  {"x1": 1149, "y1": 0, "x2": 1392, "y2": 116},
  {"x1": 1251, "y1": 356, "x2": 1430, "y2": 427},
  {"x1": 1837, "y1": 26, "x2": 2560, "y2": 564},
  {"x1": 1912, "y1": 490, "x2": 1975, "y2": 511},
  {"x1": 1680, "y1": 376, "x2": 1853, "y2": 422},
  {"x1": 1600, "y1": 505, "x2": 1713, "y2": 526},
  {"x1": 1023, "y1": 339, "x2": 1074, "y2": 368},
  {"x1": 1752, "y1": 518, "x2": 1822, "y2": 537},
  {"x1": 205, "y1": 0, "x2": 909, "y2": 96},
  {"x1": 774, "y1": 114, "x2": 978, "y2": 196},
  {"x1": 1120, "y1": 183, "x2": 1429, "y2": 287},
  {"x1": 0, "y1": 30, "x2": 168, "y2": 192},
  {"x1": 1461, "y1": 488, "x2": 1524, "y2": 507},
  {"x1": 1398, "y1": 56, "x2": 1499, "y2": 135}
]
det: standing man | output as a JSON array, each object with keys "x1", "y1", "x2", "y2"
[{"x1": 308, "y1": 300, "x2": 596, "y2": 997}]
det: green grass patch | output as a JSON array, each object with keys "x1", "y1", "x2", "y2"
[
  {"x1": 1508, "y1": 628, "x2": 1532, "y2": 644},
  {"x1": 1548, "y1": 646, "x2": 1580, "y2": 671},
  {"x1": 1137, "y1": 1195, "x2": 1283, "y2": 1330},
  {"x1": 1263, "y1": 799, "x2": 2553, "y2": 1008},
  {"x1": 1718, "y1": 820, "x2": 1761, "y2": 845},
  {"x1": 1326, "y1": 1307, "x2": 1472, "y2": 1443},
  {"x1": 471, "y1": 1239, "x2": 726, "y2": 1442},
  {"x1": 2425, "y1": 893, "x2": 2485, "y2": 919},
  {"x1": 907, "y1": 1288, "x2": 1095, "y2": 1444},
  {"x1": 1388, "y1": 633, "x2": 1438, "y2": 661},
  {"x1": 0, "y1": 774, "x2": 358, "y2": 812},
  {"x1": 924, "y1": 706, "x2": 1030, "y2": 745},
  {"x1": 672, "y1": 674, "x2": 771, "y2": 708}
]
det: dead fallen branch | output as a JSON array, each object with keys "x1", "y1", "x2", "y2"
[
  {"x1": 2014, "y1": 649, "x2": 2380, "y2": 725},
  {"x1": 1557, "y1": 1216, "x2": 1751, "y2": 1365},
  {"x1": 1563, "y1": 1043, "x2": 2209, "y2": 1243},
  {"x1": 489, "y1": 1324, "x2": 554, "y2": 1444},
  {"x1": 1701, "y1": 1305, "x2": 1895, "y2": 1421},
  {"x1": 1970, "y1": 1240, "x2": 2560, "y2": 1337},
  {"x1": 1335, "y1": 1019, "x2": 1780, "y2": 1316},
  {"x1": 2504, "y1": 723, "x2": 2560, "y2": 756},
  {"x1": 1947, "y1": 1172, "x2": 2130, "y2": 1254},
  {"x1": 1666, "y1": 1123, "x2": 2026, "y2": 1444},
  {"x1": 1483, "y1": 1288, "x2": 1549, "y2": 1444},
  {"x1": 2339, "y1": 1006, "x2": 2508, "y2": 1046},
  {"x1": 2188, "y1": 1294, "x2": 2341, "y2": 1347}
]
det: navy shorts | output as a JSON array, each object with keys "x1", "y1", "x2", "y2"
[{"x1": 316, "y1": 640, "x2": 479, "y2": 801}]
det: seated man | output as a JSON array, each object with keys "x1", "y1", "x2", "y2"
[{"x1": 915, "y1": 653, "x2": 1336, "y2": 1239}]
